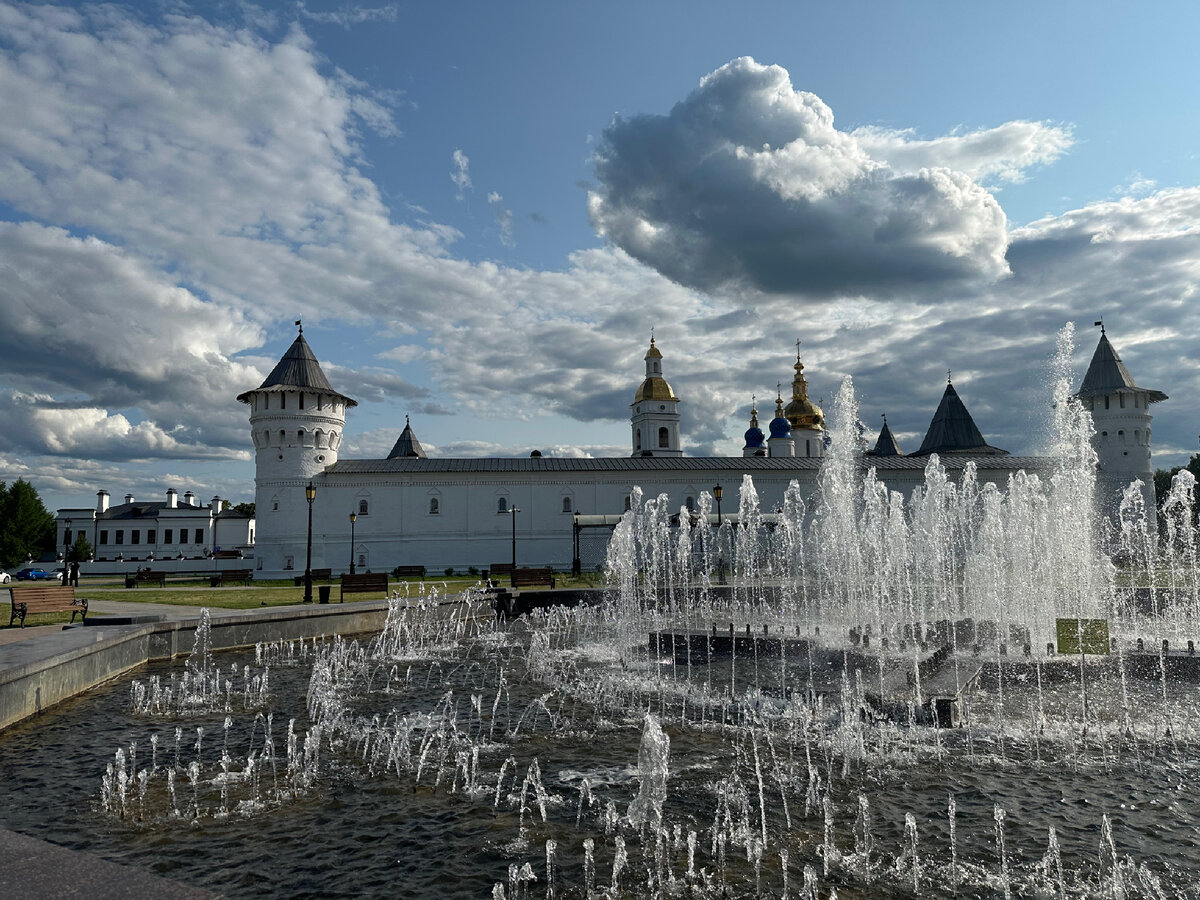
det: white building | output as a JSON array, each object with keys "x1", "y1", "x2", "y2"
[
  {"x1": 239, "y1": 326, "x2": 1079, "y2": 578},
  {"x1": 54, "y1": 489, "x2": 254, "y2": 571}
]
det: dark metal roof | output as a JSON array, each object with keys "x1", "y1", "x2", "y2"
[
  {"x1": 236, "y1": 333, "x2": 357, "y2": 406},
  {"x1": 387, "y1": 417, "x2": 427, "y2": 459},
  {"x1": 98, "y1": 502, "x2": 205, "y2": 520},
  {"x1": 1077, "y1": 331, "x2": 1167, "y2": 403},
  {"x1": 912, "y1": 383, "x2": 1007, "y2": 457},
  {"x1": 867, "y1": 419, "x2": 903, "y2": 457},
  {"x1": 325, "y1": 454, "x2": 1051, "y2": 476}
]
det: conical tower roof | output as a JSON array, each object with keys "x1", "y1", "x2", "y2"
[
  {"x1": 237, "y1": 328, "x2": 357, "y2": 406},
  {"x1": 1077, "y1": 329, "x2": 1167, "y2": 403},
  {"x1": 387, "y1": 416, "x2": 427, "y2": 459},
  {"x1": 867, "y1": 416, "x2": 903, "y2": 456},
  {"x1": 912, "y1": 381, "x2": 1006, "y2": 456}
]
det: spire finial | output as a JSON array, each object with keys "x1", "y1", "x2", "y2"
[
  {"x1": 795, "y1": 338, "x2": 802, "y2": 362},
  {"x1": 295, "y1": 318, "x2": 302, "y2": 335},
  {"x1": 1094, "y1": 318, "x2": 1105, "y2": 335},
  {"x1": 405, "y1": 414, "x2": 410, "y2": 427},
  {"x1": 881, "y1": 413, "x2": 887, "y2": 424},
  {"x1": 947, "y1": 368, "x2": 952, "y2": 385},
  {"x1": 777, "y1": 382, "x2": 782, "y2": 400},
  {"x1": 751, "y1": 393, "x2": 757, "y2": 411}
]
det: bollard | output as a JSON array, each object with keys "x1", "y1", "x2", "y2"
[
  {"x1": 1023, "y1": 643, "x2": 1031, "y2": 657},
  {"x1": 1137, "y1": 638, "x2": 1144, "y2": 653},
  {"x1": 1190, "y1": 640, "x2": 1195, "y2": 657},
  {"x1": 763, "y1": 624, "x2": 769, "y2": 636},
  {"x1": 1047, "y1": 642, "x2": 1054, "y2": 655},
  {"x1": 1163, "y1": 639, "x2": 1170, "y2": 654},
  {"x1": 746, "y1": 623, "x2": 751, "y2": 636},
  {"x1": 711, "y1": 623, "x2": 717, "y2": 637}
]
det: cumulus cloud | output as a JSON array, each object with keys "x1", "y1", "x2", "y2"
[{"x1": 589, "y1": 57, "x2": 1029, "y2": 298}]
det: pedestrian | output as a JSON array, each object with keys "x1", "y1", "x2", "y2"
[{"x1": 70, "y1": 560, "x2": 80, "y2": 588}]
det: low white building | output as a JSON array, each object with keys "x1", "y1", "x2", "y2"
[{"x1": 55, "y1": 489, "x2": 254, "y2": 573}]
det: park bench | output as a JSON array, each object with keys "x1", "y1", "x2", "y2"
[
  {"x1": 392, "y1": 565, "x2": 426, "y2": 580},
  {"x1": 293, "y1": 568, "x2": 332, "y2": 586},
  {"x1": 210, "y1": 569, "x2": 253, "y2": 587},
  {"x1": 340, "y1": 572, "x2": 388, "y2": 602},
  {"x1": 8, "y1": 585, "x2": 88, "y2": 627},
  {"x1": 124, "y1": 570, "x2": 167, "y2": 588},
  {"x1": 488, "y1": 563, "x2": 513, "y2": 579},
  {"x1": 511, "y1": 567, "x2": 555, "y2": 589}
]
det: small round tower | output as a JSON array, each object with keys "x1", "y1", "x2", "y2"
[
  {"x1": 1076, "y1": 324, "x2": 1167, "y2": 511},
  {"x1": 237, "y1": 323, "x2": 357, "y2": 574},
  {"x1": 767, "y1": 389, "x2": 794, "y2": 458},
  {"x1": 742, "y1": 398, "x2": 766, "y2": 457}
]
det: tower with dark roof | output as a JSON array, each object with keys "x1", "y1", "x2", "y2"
[
  {"x1": 1077, "y1": 324, "x2": 1166, "y2": 510},
  {"x1": 630, "y1": 336, "x2": 682, "y2": 457},
  {"x1": 867, "y1": 415, "x2": 903, "y2": 457},
  {"x1": 237, "y1": 324, "x2": 358, "y2": 572},
  {"x1": 783, "y1": 347, "x2": 825, "y2": 459}
]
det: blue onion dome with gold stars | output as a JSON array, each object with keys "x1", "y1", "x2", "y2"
[
  {"x1": 768, "y1": 393, "x2": 791, "y2": 438},
  {"x1": 743, "y1": 400, "x2": 765, "y2": 449}
]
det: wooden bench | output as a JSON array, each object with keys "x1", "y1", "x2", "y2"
[
  {"x1": 511, "y1": 567, "x2": 555, "y2": 589},
  {"x1": 293, "y1": 568, "x2": 332, "y2": 586},
  {"x1": 210, "y1": 569, "x2": 253, "y2": 587},
  {"x1": 341, "y1": 572, "x2": 388, "y2": 602},
  {"x1": 9, "y1": 585, "x2": 88, "y2": 627},
  {"x1": 392, "y1": 565, "x2": 426, "y2": 580},
  {"x1": 124, "y1": 570, "x2": 166, "y2": 588},
  {"x1": 488, "y1": 563, "x2": 513, "y2": 579}
]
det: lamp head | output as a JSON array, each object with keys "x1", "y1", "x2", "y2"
[
  {"x1": 349, "y1": 512, "x2": 357, "y2": 523},
  {"x1": 305, "y1": 482, "x2": 316, "y2": 502},
  {"x1": 713, "y1": 484, "x2": 723, "y2": 501}
]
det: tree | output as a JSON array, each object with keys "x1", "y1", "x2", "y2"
[
  {"x1": 69, "y1": 532, "x2": 94, "y2": 563},
  {"x1": 0, "y1": 479, "x2": 56, "y2": 568},
  {"x1": 1155, "y1": 450, "x2": 1200, "y2": 526},
  {"x1": 233, "y1": 501, "x2": 255, "y2": 518}
]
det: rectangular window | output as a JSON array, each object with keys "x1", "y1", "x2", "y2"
[
  {"x1": 116, "y1": 530, "x2": 124, "y2": 545},
  {"x1": 195, "y1": 528, "x2": 204, "y2": 544},
  {"x1": 164, "y1": 529, "x2": 173, "y2": 544},
  {"x1": 99, "y1": 530, "x2": 108, "y2": 545},
  {"x1": 147, "y1": 529, "x2": 156, "y2": 544},
  {"x1": 131, "y1": 530, "x2": 140, "y2": 545}
]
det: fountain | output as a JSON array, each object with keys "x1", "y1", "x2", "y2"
[{"x1": 1, "y1": 324, "x2": 1198, "y2": 897}]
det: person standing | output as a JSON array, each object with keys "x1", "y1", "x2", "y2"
[{"x1": 70, "y1": 560, "x2": 80, "y2": 588}]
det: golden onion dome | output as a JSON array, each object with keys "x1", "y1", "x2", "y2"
[
  {"x1": 785, "y1": 353, "x2": 824, "y2": 429},
  {"x1": 634, "y1": 376, "x2": 679, "y2": 403}
]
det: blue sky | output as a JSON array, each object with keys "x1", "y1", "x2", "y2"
[{"x1": 2, "y1": 0, "x2": 1198, "y2": 513}]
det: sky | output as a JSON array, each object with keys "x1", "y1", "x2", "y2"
[{"x1": 2, "y1": 0, "x2": 1199, "y2": 514}]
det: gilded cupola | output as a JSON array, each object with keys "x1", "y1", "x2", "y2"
[
  {"x1": 632, "y1": 337, "x2": 680, "y2": 404},
  {"x1": 784, "y1": 349, "x2": 824, "y2": 430}
]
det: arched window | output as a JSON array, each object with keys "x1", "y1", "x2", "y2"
[
  {"x1": 1105, "y1": 396, "x2": 1110, "y2": 410},
  {"x1": 429, "y1": 498, "x2": 439, "y2": 515},
  {"x1": 358, "y1": 499, "x2": 369, "y2": 516},
  {"x1": 685, "y1": 496, "x2": 695, "y2": 512},
  {"x1": 658, "y1": 427, "x2": 669, "y2": 448},
  {"x1": 498, "y1": 497, "x2": 508, "y2": 514},
  {"x1": 624, "y1": 495, "x2": 632, "y2": 512},
  {"x1": 635, "y1": 429, "x2": 641, "y2": 451},
  {"x1": 1119, "y1": 393, "x2": 1125, "y2": 408},
  {"x1": 298, "y1": 393, "x2": 305, "y2": 409},
  {"x1": 280, "y1": 394, "x2": 286, "y2": 410},
  {"x1": 297, "y1": 429, "x2": 305, "y2": 445},
  {"x1": 562, "y1": 497, "x2": 572, "y2": 513}
]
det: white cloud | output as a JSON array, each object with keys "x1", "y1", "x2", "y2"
[
  {"x1": 451, "y1": 148, "x2": 471, "y2": 199},
  {"x1": 488, "y1": 191, "x2": 515, "y2": 247}
]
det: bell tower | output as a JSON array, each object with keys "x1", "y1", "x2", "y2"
[{"x1": 630, "y1": 336, "x2": 682, "y2": 457}]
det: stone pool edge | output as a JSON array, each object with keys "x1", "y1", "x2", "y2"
[{"x1": 0, "y1": 599, "x2": 491, "y2": 733}]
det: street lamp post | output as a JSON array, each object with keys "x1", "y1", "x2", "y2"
[
  {"x1": 63, "y1": 517, "x2": 72, "y2": 585},
  {"x1": 303, "y1": 482, "x2": 316, "y2": 603},
  {"x1": 349, "y1": 512, "x2": 357, "y2": 575},
  {"x1": 510, "y1": 506, "x2": 521, "y2": 586},
  {"x1": 712, "y1": 485, "x2": 726, "y2": 586}
]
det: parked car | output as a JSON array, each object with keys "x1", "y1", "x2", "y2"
[
  {"x1": 15, "y1": 567, "x2": 52, "y2": 581},
  {"x1": 0, "y1": 570, "x2": 10, "y2": 583}
]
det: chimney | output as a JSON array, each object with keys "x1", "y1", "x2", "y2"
[
  {"x1": 210, "y1": 495, "x2": 221, "y2": 512},
  {"x1": 166, "y1": 488, "x2": 178, "y2": 509},
  {"x1": 183, "y1": 491, "x2": 195, "y2": 507},
  {"x1": 124, "y1": 493, "x2": 135, "y2": 505},
  {"x1": 97, "y1": 490, "x2": 110, "y2": 514}
]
